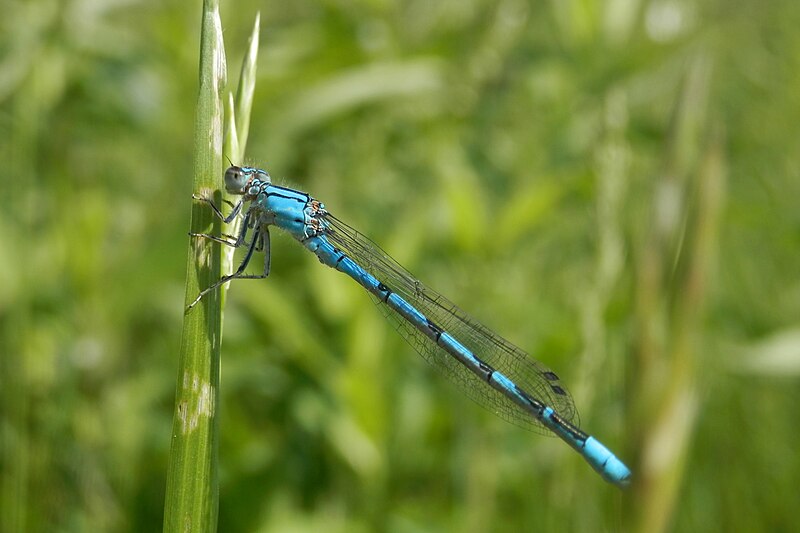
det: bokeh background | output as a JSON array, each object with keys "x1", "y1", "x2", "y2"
[{"x1": 2, "y1": 0, "x2": 799, "y2": 531}]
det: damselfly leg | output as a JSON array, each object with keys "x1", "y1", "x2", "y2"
[{"x1": 192, "y1": 193, "x2": 244, "y2": 224}]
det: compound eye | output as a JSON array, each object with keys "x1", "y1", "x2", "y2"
[{"x1": 224, "y1": 166, "x2": 248, "y2": 194}]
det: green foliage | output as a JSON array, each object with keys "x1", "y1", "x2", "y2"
[{"x1": 2, "y1": 1, "x2": 799, "y2": 531}]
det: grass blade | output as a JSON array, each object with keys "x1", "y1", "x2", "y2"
[{"x1": 164, "y1": 0, "x2": 226, "y2": 531}]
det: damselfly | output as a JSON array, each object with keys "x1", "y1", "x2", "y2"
[{"x1": 189, "y1": 165, "x2": 631, "y2": 488}]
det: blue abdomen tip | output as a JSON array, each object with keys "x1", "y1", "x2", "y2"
[{"x1": 584, "y1": 436, "x2": 632, "y2": 487}]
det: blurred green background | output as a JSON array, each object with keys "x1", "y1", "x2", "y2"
[{"x1": 2, "y1": 0, "x2": 799, "y2": 531}]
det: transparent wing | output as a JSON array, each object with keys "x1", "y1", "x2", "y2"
[{"x1": 323, "y1": 214, "x2": 578, "y2": 434}]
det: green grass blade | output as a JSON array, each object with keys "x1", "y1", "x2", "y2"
[
  {"x1": 164, "y1": 0, "x2": 227, "y2": 531},
  {"x1": 232, "y1": 12, "x2": 260, "y2": 161},
  {"x1": 221, "y1": 12, "x2": 260, "y2": 299},
  {"x1": 223, "y1": 12, "x2": 259, "y2": 165}
]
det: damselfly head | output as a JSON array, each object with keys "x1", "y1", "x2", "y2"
[{"x1": 224, "y1": 166, "x2": 270, "y2": 196}]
